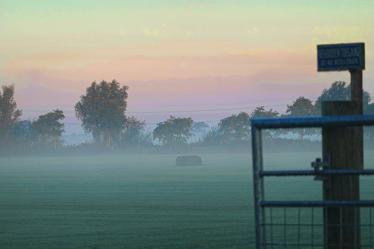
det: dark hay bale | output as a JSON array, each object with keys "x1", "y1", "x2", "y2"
[{"x1": 176, "y1": 155, "x2": 202, "y2": 166}]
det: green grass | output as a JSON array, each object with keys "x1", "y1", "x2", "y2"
[{"x1": 0, "y1": 151, "x2": 373, "y2": 249}]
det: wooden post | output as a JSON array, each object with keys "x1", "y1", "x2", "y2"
[
  {"x1": 318, "y1": 42, "x2": 365, "y2": 249},
  {"x1": 350, "y1": 69, "x2": 363, "y2": 114},
  {"x1": 322, "y1": 101, "x2": 362, "y2": 249},
  {"x1": 322, "y1": 68, "x2": 364, "y2": 249}
]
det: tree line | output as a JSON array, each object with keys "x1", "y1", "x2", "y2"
[
  {"x1": 0, "y1": 85, "x2": 66, "y2": 152},
  {"x1": 1, "y1": 80, "x2": 374, "y2": 152}
]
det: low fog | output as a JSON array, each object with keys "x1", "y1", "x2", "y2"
[{"x1": 1, "y1": 81, "x2": 374, "y2": 249}]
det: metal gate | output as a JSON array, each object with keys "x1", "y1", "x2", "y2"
[{"x1": 251, "y1": 115, "x2": 374, "y2": 249}]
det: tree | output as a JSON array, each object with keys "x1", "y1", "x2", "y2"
[
  {"x1": 286, "y1": 97, "x2": 316, "y2": 116},
  {"x1": 251, "y1": 106, "x2": 279, "y2": 118},
  {"x1": 365, "y1": 103, "x2": 374, "y2": 139},
  {"x1": 32, "y1": 110, "x2": 65, "y2": 149},
  {"x1": 0, "y1": 85, "x2": 22, "y2": 147},
  {"x1": 75, "y1": 80, "x2": 128, "y2": 146},
  {"x1": 217, "y1": 112, "x2": 251, "y2": 144},
  {"x1": 192, "y1": 121, "x2": 210, "y2": 133},
  {"x1": 315, "y1": 81, "x2": 371, "y2": 113},
  {"x1": 153, "y1": 116, "x2": 193, "y2": 146},
  {"x1": 13, "y1": 120, "x2": 33, "y2": 149},
  {"x1": 120, "y1": 116, "x2": 148, "y2": 146},
  {"x1": 192, "y1": 121, "x2": 210, "y2": 141},
  {"x1": 202, "y1": 127, "x2": 221, "y2": 145},
  {"x1": 285, "y1": 97, "x2": 316, "y2": 140},
  {"x1": 250, "y1": 107, "x2": 279, "y2": 139}
]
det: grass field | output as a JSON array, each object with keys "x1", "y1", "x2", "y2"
[{"x1": 0, "y1": 150, "x2": 373, "y2": 249}]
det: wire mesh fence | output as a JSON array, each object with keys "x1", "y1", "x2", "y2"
[{"x1": 262, "y1": 207, "x2": 374, "y2": 249}]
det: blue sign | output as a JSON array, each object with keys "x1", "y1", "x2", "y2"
[{"x1": 317, "y1": 43, "x2": 365, "y2": 71}]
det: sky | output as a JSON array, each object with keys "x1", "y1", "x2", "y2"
[{"x1": 1, "y1": 0, "x2": 374, "y2": 131}]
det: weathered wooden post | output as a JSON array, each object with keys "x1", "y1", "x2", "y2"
[{"x1": 317, "y1": 43, "x2": 365, "y2": 249}]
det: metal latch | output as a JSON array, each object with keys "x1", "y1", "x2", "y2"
[{"x1": 311, "y1": 156, "x2": 330, "y2": 181}]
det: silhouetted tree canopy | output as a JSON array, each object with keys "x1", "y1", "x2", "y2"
[
  {"x1": 75, "y1": 80, "x2": 128, "y2": 146},
  {"x1": 284, "y1": 97, "x2": 317, "y2": 140},
  {"x1": 192, "y1": 121, "x2": 209, "y2": 131},
  {"x1": 120, "y1": 116, "x2": 149, "y2": 146},
  {"x1": 366, "y1": 103, "x2": 374, "y2": 139},
  {"x1": 315, "y1": 81, "x2": 371, "y2": 113},
  {"x1": 249, "y1": 107, "x2": 280, "y2": 139},
  {"x1": 13, "y1": 120, "x2": 33, "y2": 148},
  {"x1": 286, "y1": 97, "x2": 316, "y2": 116},
  {"x1": 251, "y1": 106, "x2": 279, "y2": 118},
  {"x1": 217, "y1": 112, "x2": 251, "y2": 144},
  {"x1": 0, "y1": 85, "x2": 22, "y2": 147},
  {"x1": 153, "y1": 116, "x2": 193, "y2": 146},
  {"x1": 32, "y1": 110, "x2": 65, "y2": 149}
]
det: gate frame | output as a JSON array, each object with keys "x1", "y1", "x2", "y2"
[{"x1": 251, "y1": 114, "x2": 374, "y2": 249}]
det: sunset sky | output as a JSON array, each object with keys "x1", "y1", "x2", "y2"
[{"x1": 1, "y1": 0, "x2": 374, "y2": 128}]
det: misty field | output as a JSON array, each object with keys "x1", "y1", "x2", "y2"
[{"x1": 0, "y1": 150, "x2": 373, "y2": 249}]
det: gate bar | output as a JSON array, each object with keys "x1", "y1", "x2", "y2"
[
  {"x1": 260, "y1": 169, "x2": 374, "y2": 177},
  {"x1": 252, "y1": 127, "x2": 265, "y2": 249},
  {"x1": 252, "y1": 114, "x2": 374, "y2": 129},
  {"x1": 261, "y1": 200, "x2": 374, "y2": 208}
]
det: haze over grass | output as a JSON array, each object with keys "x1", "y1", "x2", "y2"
[{"x1": 1, "y1": 150, "x2": 374, "y2": 249}]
